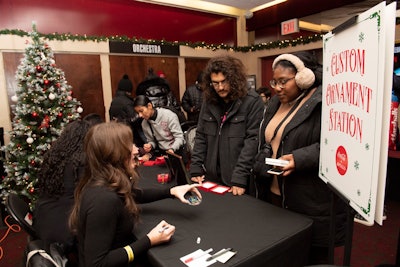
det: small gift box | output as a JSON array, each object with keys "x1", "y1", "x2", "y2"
[
  {"x1": 155, "y1": 156, "x2": 166, "y2": 166},
  {"x1": 157, "y1": 173, "x2": 170, "y2": 184}
]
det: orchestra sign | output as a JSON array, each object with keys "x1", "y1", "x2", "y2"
[{"x1": 109, "y1": 41, "x2": 180, "y2": 56}]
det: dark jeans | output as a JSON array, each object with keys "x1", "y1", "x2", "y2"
[{"x1": 268, "y1": 192, "x2": 329, "y2": 265}]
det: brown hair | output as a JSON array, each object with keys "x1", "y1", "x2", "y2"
[
  {"x1": 202, "y1": 55, "x2": 248, "y2": 103},
  {"x1": 69, "y1": 122, "x2": 139, "y2": 233}
]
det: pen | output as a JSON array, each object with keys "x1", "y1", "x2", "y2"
[
  {"x1": 184, "y1": 248, "x2": 213, "y2": 263},
  {"x1": 206, "y1": 248, "x2": 232, "y2": 261}
]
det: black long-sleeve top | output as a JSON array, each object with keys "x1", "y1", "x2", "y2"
[{"x1": 77, "y1": 185, "x2": 173, "y2": 267}]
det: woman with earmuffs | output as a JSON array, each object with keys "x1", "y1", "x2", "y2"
[{"x1": 254, "y1": 51, "x2": 346, "y2": 265}]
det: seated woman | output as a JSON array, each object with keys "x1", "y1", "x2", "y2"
[
  {"x1": 68, "y1": 122, "x2": 201, "y2": 267},
  {"x1": 133, "y1": 95, "x2": 185, "y2": 161},
  {"x1": 33, "y1": 120, "x2": 93, "y2": 256}
]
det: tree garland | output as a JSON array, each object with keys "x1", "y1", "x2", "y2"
[{"x1": 0, "y1": 28, "x2": 323, "y2": 52}]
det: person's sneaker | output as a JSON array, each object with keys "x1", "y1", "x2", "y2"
[{"x1": 354, "y1": 213, "x2": 374, "y2": 226}]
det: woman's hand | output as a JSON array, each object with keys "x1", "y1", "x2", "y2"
[
  {"x1": 170, "y1": 184, "x2": 202, "y2": 204},
  {"x1": 147, "y1": 220, "x2": 175, "y2": 246},
  {"x1": 139, "y1": 153, "x2": 151, "y2": 162},
  {"x1": 143, "y1": 143, "x2": 152, "y2": 153},
  {"x1": 280, "y1": 154, "x2": 295, "y2": 176}
]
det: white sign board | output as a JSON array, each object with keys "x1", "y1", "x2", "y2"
[{"x1": 319, "y1": 1, "x2": 396, "y2": 225}]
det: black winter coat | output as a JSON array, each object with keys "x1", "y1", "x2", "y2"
[
  {"x1": 181, "y1": 84, "x2": 203, "y2": 122},
  {"x1": 257, "y1": 85, "x2": 346, "y2": 247},
  {"x1": 190, "y1": 89, "x2": 264, "y2": 189}
]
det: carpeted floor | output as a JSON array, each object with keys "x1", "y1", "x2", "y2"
[
  {"x1": 334, "y1": 199, "x2": 400, "y2": 267},
  {"x1": 0, "y1": 200, "x2": 399, "y2": 267},
  {"x1": 0, "y1": 215, "x2": 28, "y2": 267}
]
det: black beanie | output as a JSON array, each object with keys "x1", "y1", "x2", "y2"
[{"x1": 118, "y1": 74, "x2": 133, "y2": 92}]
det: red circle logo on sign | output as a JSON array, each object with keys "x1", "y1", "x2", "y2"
[{"x1": 335, "y1": 146, "x2": 348, "y2": 176}]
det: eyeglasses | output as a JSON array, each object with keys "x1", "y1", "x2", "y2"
[
  {"x1": 210, "y1": 79, "x2": 227, "y2": 88},
  {"x1": 269, "y1": 77, "x2": 295, "y2": 89}
]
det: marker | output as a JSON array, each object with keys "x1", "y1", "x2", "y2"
[
  {"x1": 206, "y1": 248, "x2": 232, "y2": 261},
  {"x1": 158, "y1": 226, "x2": 169, "y2": 233},
  {"x1": 184, "y1": 248, "x2": 213, "y2": 263}
]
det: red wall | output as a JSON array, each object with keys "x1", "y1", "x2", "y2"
[{"x1": 0, "y1": 0, "x2": 237, "y2": 45}]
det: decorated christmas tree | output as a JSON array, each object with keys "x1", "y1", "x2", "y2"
[{"x1": 0, "y1": 23, "x2": 82, "y2": 206}]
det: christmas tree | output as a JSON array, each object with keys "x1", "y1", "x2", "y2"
[{"x1": 0, "y1": 23, "x2": 82, "y2": 206}]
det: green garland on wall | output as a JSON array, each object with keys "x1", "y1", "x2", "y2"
[{"x1": 0, "y1": 29, "x2": 323, "y2": 52}]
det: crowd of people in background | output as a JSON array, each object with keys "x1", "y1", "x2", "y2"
[{"x1": 29, "y1": 52, "x2": 351, "y2": 266}]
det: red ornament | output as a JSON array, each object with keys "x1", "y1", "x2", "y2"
[
  {"x1": 39, "y1": 115, "x2": 50, "y2": 129},
  {"x1": 57, "y1": 112, "x2": 63, "y2": 118},
  {"x1": 29, "y1": 187, "x2": 35, "y2": 193},
  {"x1": 36, "y1": 65, "x2": 42, "y2": 72},
  {"x1": 56, "y1": 83, "x2": 61, "y2": 88},
  {"x1": 32, "y1": 112, "x2": 38, "y2": 118},
  {"x1": 44, "y1": 80, "x2": 49, "y2": 85},
  {"x1": 30, "y1": 159, "x2": 36, "y2": 166}
]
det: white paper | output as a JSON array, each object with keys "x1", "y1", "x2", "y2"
[
  {"x1": 180, "y1": 249, "x2": 216, "y2": 267},
  {"x1": 216, "y1": 251, "x2": 237, "y2": 263},
  {"x1": 211, "y1": 186, "x2": 229, "y2": 194}
]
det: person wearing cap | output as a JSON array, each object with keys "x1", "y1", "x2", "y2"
[
  {"x1": 109, "y1": 74, "x2": 135, "y2": 122},
  {"x1": 109, "y1": 74, "x2": 146, "y2": 147}
]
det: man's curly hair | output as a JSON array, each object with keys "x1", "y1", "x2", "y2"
[
  {"x1": 38, "y1": 120, "x2": 91, "y2": 198},
  {"x1": 202, "y1": 56, "x2": 249, "y2": 103}
]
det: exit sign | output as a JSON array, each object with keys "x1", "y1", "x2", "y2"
[{"x1": 281, "y1": 18, "x2": 299, "y2": 35}]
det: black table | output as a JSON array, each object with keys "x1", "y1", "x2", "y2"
[{"x1": 135, "y1": 165, "x2": 313, "y2": 267}]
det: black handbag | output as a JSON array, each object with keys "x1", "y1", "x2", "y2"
[
  {"x1": 25, "y1": 240, "x2": 68, "y2": 267},
  {"x1": 253, "y1": 93, "x2": 305, "y2": 180},
  {"x1": 252, "y1": 143, "x2": 273, "y2": 180}
]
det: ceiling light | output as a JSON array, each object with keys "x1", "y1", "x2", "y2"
[
  {"x1": 299, "y1": 20, "x2": 334, "y2": 33},
  {"x1": 135, "y1": 0, "x2": 243, "y2": 16},
  {"x1": 250, "y1": 0, "x2": 287, "y2": 13}
]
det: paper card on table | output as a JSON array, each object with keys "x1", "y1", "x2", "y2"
[
  {"x1": 216, "y1": 250, "x2": 237, "y2": 263},
  {"x1": 180, "y1": 249, "x2": 216, "y2": 267},
  {"x1": 210, "y1": 185, "x2": 230, "y2": 194},
  {"x1": 200, "y1": 181, "x2": 217, "y2": 191}
]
